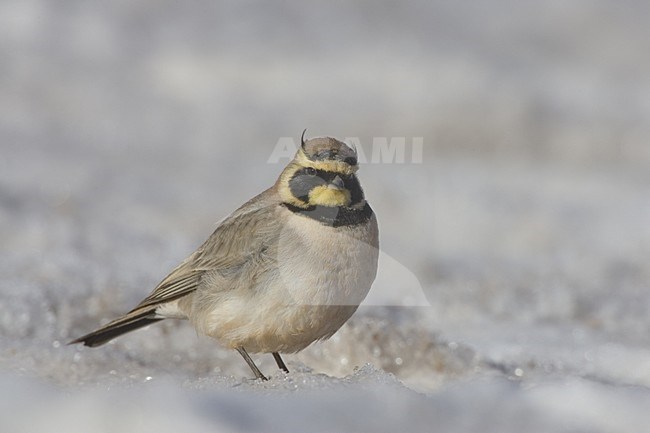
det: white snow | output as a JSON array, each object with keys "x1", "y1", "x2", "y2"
[{"x1": 2, "y1": 1, "x2": 650, "y2": 432}]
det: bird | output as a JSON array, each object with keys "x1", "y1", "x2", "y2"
[{"x1": 69, "y1": 132, "x2": 379, "y2": 380}]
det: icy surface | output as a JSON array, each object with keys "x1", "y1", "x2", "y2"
[{"x1": 2, "y1": 1, "x2": 650, "y2": 432}]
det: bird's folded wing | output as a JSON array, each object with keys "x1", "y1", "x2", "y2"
[{"x1": 129, "y1": 197, "x2": 280, "y2": 312}]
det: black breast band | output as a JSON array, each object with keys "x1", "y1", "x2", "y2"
[{"x1": 282, "y1": 202, "x2": 373, "y2": 227}]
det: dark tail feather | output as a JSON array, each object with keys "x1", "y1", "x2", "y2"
[{"x1": 68, "y1": 310, "x2": 163, "y2": 348}]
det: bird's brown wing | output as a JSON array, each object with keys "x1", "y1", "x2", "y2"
[
  {"x1": 130, "y1": 189, "x2": 281, "y2": 312},
  {"x1": 70, "y1": 189, "x2": 282, "y2": 347},
  {"x1": 69, "y1": 189, "x2": 282, "y2": 347}
]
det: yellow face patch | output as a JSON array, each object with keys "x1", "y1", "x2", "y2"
[
  {"x1": 308, "y1": 185, "x2": 351, "y2": 207},
  {"x1": 277, "y1": 144, "x2": 359, "y2": 209}
]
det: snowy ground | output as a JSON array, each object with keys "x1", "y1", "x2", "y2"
[{"x1": 2, "y1": 1, "x2": 650, "y2": 432}]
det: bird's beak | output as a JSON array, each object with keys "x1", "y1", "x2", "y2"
[{"x1": 329, "y1": 175, "x2": 345, "y2": 191}]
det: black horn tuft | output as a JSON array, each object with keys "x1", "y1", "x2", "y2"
[{"x1": 300, "y1": 129, "x2": 308, "y2": 149}]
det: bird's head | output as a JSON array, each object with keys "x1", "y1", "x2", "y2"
[{"x1": 278, "y1": 132, "x2": 364, "y2": 209}]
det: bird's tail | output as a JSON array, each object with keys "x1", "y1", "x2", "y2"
[{"x1": 68, "y1": 308, "x2": 162, "y2": 347}]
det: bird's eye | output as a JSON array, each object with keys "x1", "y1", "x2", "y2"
[{"x1": 304, "y1": 168, "x2": 317, "y2": 176}]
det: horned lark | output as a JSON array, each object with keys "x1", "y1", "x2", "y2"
[{"x1": 70, "y1": 133, "x2": 379, "y2": 380}]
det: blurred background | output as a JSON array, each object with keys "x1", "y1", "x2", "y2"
[{"x1": 1, "y1": 1, "x2": 650, "y2": 431}]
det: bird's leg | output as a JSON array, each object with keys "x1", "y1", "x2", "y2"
[
  {"x1": 236, "y1": 347, "x2": 267, "y2": 381},
  {"x1": 272, "y1": 352, "x2": 289, "y2": 373}
]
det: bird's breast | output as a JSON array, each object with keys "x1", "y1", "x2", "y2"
[{"x1": 275, "y1": 206, "x2": 379, "y2": 307}]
